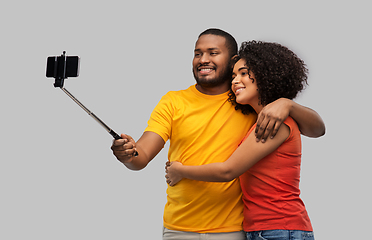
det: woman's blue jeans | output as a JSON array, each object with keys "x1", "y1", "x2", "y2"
[{"x1": 246, "y1": 230, "x2": 314, "y2": 240}]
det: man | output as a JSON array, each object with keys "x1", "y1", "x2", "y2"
[{"x1": 111, "y1": 28, "x2": 325, "y2": 240}]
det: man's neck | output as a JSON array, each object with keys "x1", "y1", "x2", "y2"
[{"x1": 195, "y1": 83, "x2": 230, "y2": 95}]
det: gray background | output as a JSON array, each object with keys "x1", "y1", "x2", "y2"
[{"x1": 1, "y1": 1, "x2": 370, "y2": 239}]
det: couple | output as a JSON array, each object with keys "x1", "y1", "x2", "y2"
[{"x1": 111, "y1": 28, "x2": 325, "y2": 240}]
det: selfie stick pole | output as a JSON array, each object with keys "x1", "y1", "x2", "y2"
[{"x1": 60, "y1": 87, "x2": 138, "y2": 156}]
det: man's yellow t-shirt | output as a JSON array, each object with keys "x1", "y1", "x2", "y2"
[{"x1": 145, "y1": 85, "x2": 257, "y2": 233}]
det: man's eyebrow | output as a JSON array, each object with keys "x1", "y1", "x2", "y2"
[{"x1": 194, "y1": 47, "x2": 220, "y2": 52}]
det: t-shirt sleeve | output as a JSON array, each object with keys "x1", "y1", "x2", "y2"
[
  {"x1": 283, "y1": 117, "x2": 301, "y2": 143},
  {"x1": 144, "y1": 93, "x2": 174, "y2": 143}
]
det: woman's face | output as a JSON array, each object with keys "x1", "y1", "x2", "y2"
[{"x1": 231, "y1": 59, "x2": 259, "y2": 106}]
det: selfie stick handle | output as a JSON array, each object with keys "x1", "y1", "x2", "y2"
[{"x1": 60, "y1": 87, "x2": 138, "y2": 156}]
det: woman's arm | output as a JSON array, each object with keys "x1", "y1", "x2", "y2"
[{"x1": 165, "y1": 123, "x2": 290, "y2": 185}]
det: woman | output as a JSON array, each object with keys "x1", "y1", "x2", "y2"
[{"x1": 165, "y1": 40, "x2": 315, "y2": 240}]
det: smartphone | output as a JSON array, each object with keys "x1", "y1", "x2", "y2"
[{"x1": 46, "y1": 55, "x2": 80, "y2": 79}]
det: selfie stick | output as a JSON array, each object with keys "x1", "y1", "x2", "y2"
[
  {"x1": 60, "y1": 88, "x2": 138, "y2": 156},
  {"x1": 60, "y1": 87, "x2": 121, "y2": 139},
  {"x1": 47, "y1": 51, "x2": 138, "y2": 156}
]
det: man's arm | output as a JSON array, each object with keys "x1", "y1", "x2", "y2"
[
  {"x1": 255, "y1": 98, "x2": 325, "y2": 142},
  {"x1": 111, "y1": 132, "x2": 165, "y2": 170}
]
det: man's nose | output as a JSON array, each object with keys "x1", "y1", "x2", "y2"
[{"x1": 199, "y1": 54, "x2": 210, "y2": 64}]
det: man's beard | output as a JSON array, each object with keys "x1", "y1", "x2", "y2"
[{"x1": 193, "y1": 67, "x2": 232, "y2": 88}]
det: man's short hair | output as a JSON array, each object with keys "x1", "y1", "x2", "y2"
[{"x1": 199, "y1": 28, "x2": 238, "y2": 58}]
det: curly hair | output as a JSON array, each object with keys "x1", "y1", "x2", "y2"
[{"x1": 228, "y1": 40, "x2": 308, "y2": 115}]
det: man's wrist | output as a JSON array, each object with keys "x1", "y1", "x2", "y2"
[{"x1": 284, "y1": 98, "x2": 294, "y2": 115}]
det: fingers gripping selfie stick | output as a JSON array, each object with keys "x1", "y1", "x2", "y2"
[{"x1": 46, "y1": 51, "x2": 138, "y2": 156}]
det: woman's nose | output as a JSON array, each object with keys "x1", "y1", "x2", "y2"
[{"x1": 232, "y1": 76, "x2": 240, "y2": 84}]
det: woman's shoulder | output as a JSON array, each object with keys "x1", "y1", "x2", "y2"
[
  {"x1": 282, "y1": 116, "x2": 301, "y2": 143},
  {"x1": 284, "y1": 116, "x2": 300, "y2": 131}
]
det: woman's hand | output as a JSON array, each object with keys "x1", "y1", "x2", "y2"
[{"x1": 165, "y1": 161, "x2": 184, "y2": 186}]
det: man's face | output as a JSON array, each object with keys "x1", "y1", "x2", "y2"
[{"x1": 192, "y1": 34, "x2": 232, "y2": 88}]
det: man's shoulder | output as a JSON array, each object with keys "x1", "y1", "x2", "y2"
[
  {"x1": 162, "y1": 85, "x2": 195, "y2": 99},
  {"x1": 166, "y1": 85, "x2": 194, "y2": 94}
]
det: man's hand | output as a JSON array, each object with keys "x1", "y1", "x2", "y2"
[
  {"x1": 255, "y1": 98, "x2": 292, "y2": 142},
  {"x1": 165, "y1": 161, "x2": 183, "y2": 186},
  {"x1": 111, "y1": 134, "x2": 138, "y2": 163}
]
